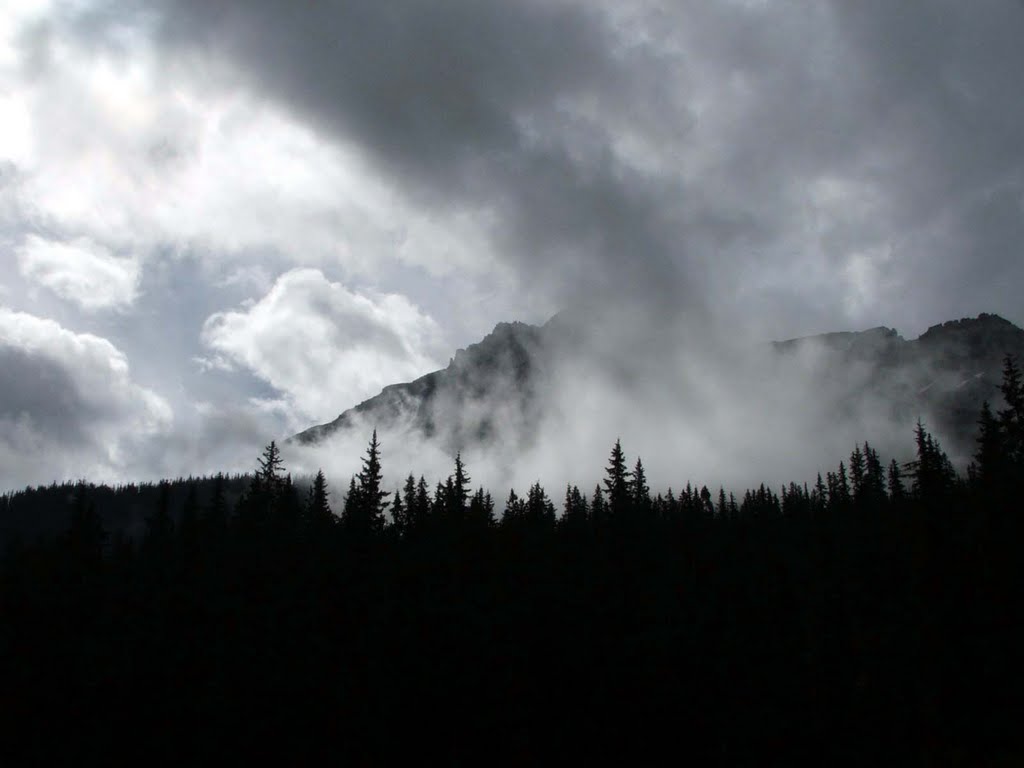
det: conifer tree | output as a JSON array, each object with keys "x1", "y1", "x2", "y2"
[
  {"x1": 257, "y1": 441, "x2": 286, "y2": 493},
  {"x1": 525, "y1": 482, "x2": 556, "y2": 526},
  {"x1": 401, "y1": 474, "x2": 417, "y2": 523},
  {"x1": 452, "y1": 453, "x2": 471, "y2": 515},
  {"x1": 502, "y1": 488, "x2": 524, "y2": 525},
  {"x1": 699, "y1": 485, "x2": 714, "y2": 519},
  {"x1": 849, "y1": 445, "x2": 865, "y2": 504},
  {"x1": 389, "y1": 490, "x2": 407, "y2": 534},
  {"x1": 862, "y1": 442, "x2": 887, "y2": 508},
  {"x1": 973, "y1": 401, "x2": 1003, "y2": 486},
  {"x1": 604, "y1": 439, "x2": 632, "y2": 518},
  {"x1": 356, "y1": 429, "x2": 390, "y2": 524},
  {"x1": 306, "y1": 469, "x2": 333, "y2": 531},
  {"x1": 468, "y1": 488, "x2": 495, "y2": 527},
  {"x1": 562, "y1": 485, "x2": 589, "y2": 527},
  {"x1": 341, "y1": 476, "x2": 363, "y2": 534},
  {"x1": 888, "y1": 459, "x2": 905, "y2": 504},
  {"x1": 632, "y1": 457, "x2": 651, "y2": 516},
  {"x1": 414, "y1": 476, "x2": 431, "y2": 529},
  {"x1": 908, "y1": 419, "x2": 956, "y2": 503},
  {"x1": 590, "y1": 484, "x2": 607, "y2": 524}
]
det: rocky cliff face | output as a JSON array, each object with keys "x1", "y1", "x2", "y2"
[
  {"x1": 291, "y1": 319, "x2": 554, "y2": 454},
  {"x1": 292, "y1": 313, "x2": 1024, "y2": 463}
]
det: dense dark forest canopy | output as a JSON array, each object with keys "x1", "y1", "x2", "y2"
[{"x1": 2, "y1": 356, "x2": 1023, "y2": 763}]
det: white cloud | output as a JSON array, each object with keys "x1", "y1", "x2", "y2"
[
  {"x1": 0, "y1": 306, "x2": 172, "y2": 489},
  {"x1": 17, "y1": 234, "x2": 140, "y2": 310},
  {"x1": 201, "y1": 268, "x2": 444, "y2": 422},
  {"x1": 0, "y1": 17, "x2": 499, "y2": 285}
]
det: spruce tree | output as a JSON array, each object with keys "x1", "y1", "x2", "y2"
[
  {"x1": 591, "y1": 484, "x2": 607, "y2": 524},
  {"x1": 390, "y1": 490, "x2": 407, "y2": 534},
  {"x1": 306, "y1": 469, "x2": 333, "y2": 531},
  {"x1": 502, "y1": 488, "x2": 525, "y2": 525},
  {"x1": 604, "y1": 439, "x2": 632, "y2": 518},
  {"x1": 888, "y1": 459, "x2": 905, "y2": 504},
  {"x1": 632, "y1": 457, "x2": 651, "y2": 517},
  {"x1": 356, "y1": 429, "x2": 390, "y2": 525}
]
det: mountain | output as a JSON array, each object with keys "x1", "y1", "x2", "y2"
[
  {"x1": 292, "y1": 318, "x2": 558, "y2": 452},
  {"x1": 772, "y1": 313, "x2": 1024, "y2": 456},
  {"x1": 291, "y1": 312, "x2": 1024, "y2": 463}
]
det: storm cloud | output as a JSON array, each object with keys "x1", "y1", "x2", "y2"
[{"x1": 86, "y1": 0, "x2": 1024, "y2": 332}]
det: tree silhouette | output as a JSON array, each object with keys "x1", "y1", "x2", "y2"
[
  {"x1": 604, "y1": 439, "x2": 632, "y2": 519},
  {"x1": 306, "y1": 469, "x2": 333, "y2": 533},
  {"x1": 342, "y1": 430, "x2": 389, "y2": 537}
]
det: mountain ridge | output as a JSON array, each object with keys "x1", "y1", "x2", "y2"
[{"x1": 291, "y1": 312, "x2": 1024, "y2": 461}]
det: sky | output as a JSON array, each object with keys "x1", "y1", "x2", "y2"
[{"x1": 1, "y1": 0, "x2": 1023, "y2": 492}]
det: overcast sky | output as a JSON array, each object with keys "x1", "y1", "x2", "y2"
[{"x1": 1, "y1": 0, "x2": 1023, "y2": 490}]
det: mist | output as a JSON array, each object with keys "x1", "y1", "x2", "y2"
[{"x1": 283, "y1": 302, "x2": 959, "y2": 506}]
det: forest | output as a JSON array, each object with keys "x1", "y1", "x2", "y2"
[{"x1": 2, "y1": 356, "x2": 1023, "y2": 764}]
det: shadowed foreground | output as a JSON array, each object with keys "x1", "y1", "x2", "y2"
[{"x1": 2, "y1": 358, "x2": 1023, "y2": 764}]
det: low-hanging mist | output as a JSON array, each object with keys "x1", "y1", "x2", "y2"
[{"x1": 285, "y1": 309, "x2": 1023, "y2": 501}]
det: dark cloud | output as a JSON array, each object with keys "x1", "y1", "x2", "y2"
[
  {"x1": 0, "y1": 307, "x2": 172, "y2": 488},
  {"x1": 69, "y1": 0, "x2": 1014, "y2": 336},
  {"x1": 0, "y1": 346, "x2": 93, "y2": 446}
]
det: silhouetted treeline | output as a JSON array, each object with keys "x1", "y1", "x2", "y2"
[{"x1": 2, "y1": 357, "x2": 1024, "y2": 764}]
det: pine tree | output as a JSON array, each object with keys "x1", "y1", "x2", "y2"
[
  {"x1": 908, "y1": 420, "x2": 956, "y2": 503},
  {"x1": 813, "y1": 473, "x2": 828, "y2": 516},
  {"x1": 699, "y1": 485, "x2": 714, "y2": 520},
  {"x1": 862, "y1": 442, "x2": 887, "y2": 508},
  {"x1": 632, "y1": 457, "x2": 651, "y2": 517},
  {"x1": 590, "y1": 484, "x2": 607, "y2": 524},
  {"x1": 502, "y1": 488, "x2": 524, "y2": 525},
  {"x1": 849, "y1": 445, "x2": 865, "y2": 505},
  {"x1": 414, "y1": 476, "x2": 431, "y2": 529},
  {"x1": 972, "y1": 401, "x2": 1005, "y2": 488},
  {"x1": 449, "y1": 453, "x2": 471, "y2": 521},
  {"x1": 356, "y1": 429, "x2": 390, "y2": 525},
  {"x1": 397, "y1": 474, "x2": 419, "y2": 533},
  {"x1": 257, "y1": 441, "x2": 286, "y2": 493},
  {"x1": 562, "y1": 484, "x2": 589, "y2": 527},
  {"x1": 341, "y1": 476, "x2": 363, "y2": 534},
  {"x1": 525, "y1": 482, "x2": 556, "y2": 527},
  {"x1": 836, "y1": 461, "x2": 851, "y2": 508},
  {"x1": 468, "y1": 488, "x2": 495, "y2": 527},
  {"x1": 306, "y1": 469, "x2": 333, "y2": 531},
  {"x1": 888, "y1": 459, "x2": 905, "y2": 504},
  {"x1": 604, "y1": 439, "x2": 632, "y2": 518},
  {"x1": 389, "y1": 490, "x2": 407, "y2": 534}
]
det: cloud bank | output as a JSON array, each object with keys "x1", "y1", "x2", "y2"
[
  {"x1": 0, "y1": 307, "x2": 171, "y2": 487},
  {"x1": 201, "y1": 268, "x2": 444, "y2": 423}
]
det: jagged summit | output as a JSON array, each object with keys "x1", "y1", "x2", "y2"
[{"x1": 291, "y1": 318, "x2": 552, "y2": 450}]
